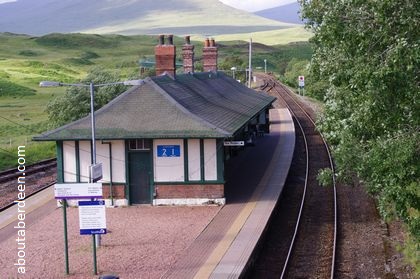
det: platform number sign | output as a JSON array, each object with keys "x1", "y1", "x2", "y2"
[
  {"x1": 157, "y1": 145, "x2": 180, "y2": 157},
  {"x1": 298, "y1": 75, "x2": 305, "y2": 87}
]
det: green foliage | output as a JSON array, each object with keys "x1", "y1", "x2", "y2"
[
  {"x1": 46, "y1": 67, "x2": 128, "y2": 127},
  {"x1": 317, "y1": 168, "x2": 334, "y2": 187},
  {"x1": 81, "y1": 51, "x2": 100, "y2": 60},
  {"x1": 219, "y1": 55, "x2": 246, "y2": 70},
  {"x1": 62, "y1": 57, "x2": 94, "y2": 65},
  {"x1": 283, "y1": 58, "x2": 309, "y2": 87},
  {"x1": 0, "y1": 78, "x2": 36, "y2": 96},
  {"x1": 300, "y1": 0, "x2": 420, "y2": 245},
  {"x1": 398, "y1": 234, "x2": 420, "y2": 274},
  {"x1": 18, "y1": 50, "x2": 39, "y2": 56}
]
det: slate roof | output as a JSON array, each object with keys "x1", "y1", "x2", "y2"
[{"x1": 34, "y1": 72, "x2": 275, "y2": 141}]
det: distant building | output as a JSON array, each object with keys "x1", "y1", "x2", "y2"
[{"x1": 34, "y1": 35, "x2": 276, "y2": 206}]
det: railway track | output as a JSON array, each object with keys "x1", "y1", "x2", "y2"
[
  {"x1": 250, "y1": 75, "x2": 337, "y2": 278},
  {"x1": 0, "y1": 158, "x2": 57, "y2": 211},
  {"x1": 0, "y1": 158, "x2": 56, "y2": 183}
]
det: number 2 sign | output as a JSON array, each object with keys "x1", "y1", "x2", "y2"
[{"x1": 157, "y1": 145, "x2": 181, "y2": 157}]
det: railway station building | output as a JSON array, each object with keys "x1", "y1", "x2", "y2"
[{"x1": 34, "y1": 35, "x2": 276, "y2": 206}]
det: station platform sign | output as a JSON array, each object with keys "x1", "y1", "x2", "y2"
[{"x1": 78, "y1": 200, "x2": 107, "y2": 235}]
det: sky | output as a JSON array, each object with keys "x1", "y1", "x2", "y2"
[{"x1": 219, "y1": 0, "x2": 297, "y2": 12}]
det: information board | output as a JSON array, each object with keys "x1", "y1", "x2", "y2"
[
  {"x1": 78, "y1": 200, "x2": 107, "y2": 235},
  {"x1": 157, "y1": 145, "x2": 180, "y2": 157},
  {"x1": 54, "y1": 183, "x2": 103, "y2": 199}
]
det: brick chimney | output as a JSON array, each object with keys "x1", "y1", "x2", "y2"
[
  {"x1": 155, "y1": 34, "x2": 176, "y2": 77},
  {"x1": 202, "y1": 38, "x2": 218, "y2": 72},
  {"x1": 182, "y1": 35, "x2": 194, "y2": 73}
]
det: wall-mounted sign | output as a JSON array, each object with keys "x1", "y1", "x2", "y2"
[
  {"x1": 157, "y1": 145, "x2": 181, "y2": 157},
  {"x1": 224, "y1": 141, "x2": 245, "y2": 146},
  {"x1": 89, "y1": 163, "x2": 103, "y2": 182},
  {"x1": 78, "y1": 200, "x2": 107, "y2": 235},
  {"x1": 54, "y1": 183, "x2": 103, "y2": 199}
]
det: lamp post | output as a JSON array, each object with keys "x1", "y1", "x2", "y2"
[
  {"x1": 264, "y1": 59, "x2": 267, "y2": 73},
  {"x1": 39, "y1": 78, "x2": 143, "y2": 275},
  {"x1": 248, "y1": 38, "x2": 252, "y2": 88},
  {"x1": 230, "y1": 66, "x2": 237, "y2": 80}
]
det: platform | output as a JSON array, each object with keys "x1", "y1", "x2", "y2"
[{"x1": 163, "y1": 108, "x2": 295, "y2": 278}]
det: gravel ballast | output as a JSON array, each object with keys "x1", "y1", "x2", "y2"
[{"x1": 0, "y1": 204, "x2": 220, "y2": 278}]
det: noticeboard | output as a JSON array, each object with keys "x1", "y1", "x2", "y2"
[{"x1": 78, "y1": 200, "x2": 107, "y2": 235}]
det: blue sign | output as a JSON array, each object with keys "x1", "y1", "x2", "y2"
[
  {"x1": 78, "y1": 200, "x2": 107, "y2": 235},
  {"x1": 157, "y1": 145, "x2": 181, "y2": 157}
]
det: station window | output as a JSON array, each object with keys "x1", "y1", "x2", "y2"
[{"x1": 129, "y1": 139, "x2": 152, "y2": 150}]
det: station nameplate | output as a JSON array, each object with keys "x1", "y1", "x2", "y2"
[{"x1": 224, "y1": 141, "x2": 245, "y2": 146}]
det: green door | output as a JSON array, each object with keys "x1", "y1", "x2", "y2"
[{"x1": 128, "y1": 152, "x2": 152, "y2": 204}]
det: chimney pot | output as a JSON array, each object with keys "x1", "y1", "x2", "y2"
[
  {"x1": 182, "y1": 35, "x2": 195, "y2": 73},
  {"x1": 167, "y1": 34, "x2": 174, "y2": 45},
  {"x1": 210, "y1": 38, "x2": 216, "y2": 47},
  {"x1": 203, "y1": 38, "x2": 218, "y2": 72},
  {"x1": 158, "y1": 34, "x2": 164, "y2": 45},
  {"x1": 204, "y1": 38, "x2": 210, "y2": 48},
  {"x1": 155, "y1": 34, "x2": 176, "y2": 77}
]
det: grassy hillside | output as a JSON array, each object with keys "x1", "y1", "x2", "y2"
[
  {"x1": 0, "y1": 32, "x2": 312, "y2": 170},
  {"x1": 213, "y1": 26, "x2": 312, "y2": 46}
]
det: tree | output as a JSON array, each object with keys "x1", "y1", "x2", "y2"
[
  {"x1": 299, "y1": 0, "x2": 419, "y2": 242},
  {"x1": 283, "y1": 58, "x2": 309, "y2": 87},
  {"x1": 46, "y1": 67, "x2": 128, "y2": 127}
]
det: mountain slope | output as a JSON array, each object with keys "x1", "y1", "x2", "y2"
[
  {"x1": 255, "y1": 2, "x2": 303, "y2": 25},
  {"x1": 0, "y1": 0, "x2": 294, "y2": 36}
]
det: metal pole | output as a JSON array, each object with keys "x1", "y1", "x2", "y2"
[
  {"x1": 89, "y1": 82, "x2": 101, "y2": 248},
  {"x1": 248, "y1": 38, "x2": 252, "y2": 88},
  {"x1": 264, "y1": 59, "x2": 267, "y2": 73},
  {"x1": 90, "y1": 82, "x2": 96, "y2": 166},
  {"x1": 63, "y1": 199, "x2": 69, "y2": 275},
  {"x1": 92, "y1": 234, "x2": 97, "y2": 275}
]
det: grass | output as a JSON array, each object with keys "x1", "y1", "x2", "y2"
[
  {"x1": 0, "y1": 142, "x2": 55, "y2": 171},
  {"x1": 0, "y1": 32, "x2": 312, "y2": 170}
]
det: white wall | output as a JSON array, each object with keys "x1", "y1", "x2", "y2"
[
  {"x1": 111, "y1": 140, "x2": 126, "y2": 183},
  {"x1": 96, "y1": 142, "x2": 110, "y2": 182},
  {"x1": 154, "y1": 139, "x2": 184, "y2": 182},
  {"x1": 204, "y1": 139, "x2": 217, "y2": 181},
  {"x1": 79, "y1": 141, "x2": 91, "y2": 182},
  {"x1": 78, "y1": 140, "x2": 126, "y2": 183},
  {"x1": 63, "y1": 141, "x2": 76, "y2": 182},
  {"x1": 188, "y1": 139, "x2": 201, "y2": 181}
]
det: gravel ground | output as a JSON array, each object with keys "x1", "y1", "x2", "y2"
[{"x1": 0, "y1": 204, "x2": 220, "y2": 278}]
